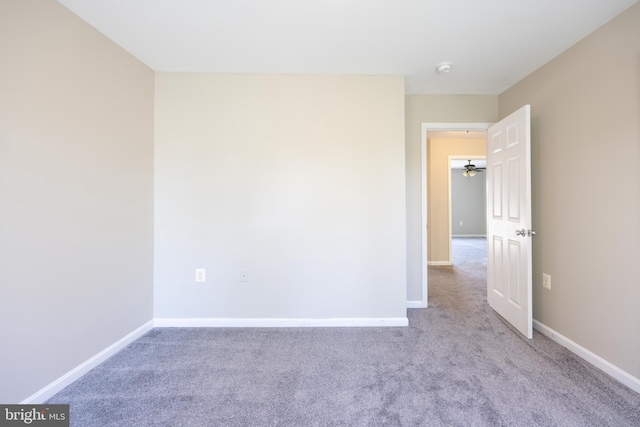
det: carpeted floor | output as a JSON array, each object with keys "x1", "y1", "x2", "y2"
[{"x1": 47, "y1": 238, "x2": 640, "y2": 426}]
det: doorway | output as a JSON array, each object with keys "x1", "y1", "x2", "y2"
[
  {"x1": 420, "y1": 123, "x2": 492, "y2": 307},
  {"x1": 449, "y1": 156, "x2": 486, "y2": 265}
]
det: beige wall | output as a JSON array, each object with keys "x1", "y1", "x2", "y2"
[
  {"x1": 499, "y1": 2, "x2": 640, "y2": 378},
  {"x1": 154, "y1": 73, "x2": 407, "y2": 320},
  {"x1": 428, "y1": 138, "x2": 486, "y2": 262},
  {"x1": 0, "y1": 0, "x2": 155, "y2": 402},
  {"x1": 405, "y1": 95, "x2": 497, "y2": 301}
]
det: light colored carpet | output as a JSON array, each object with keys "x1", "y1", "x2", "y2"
[{"x1": 48, "y1": 238, "x2": 640, "y2": 426}]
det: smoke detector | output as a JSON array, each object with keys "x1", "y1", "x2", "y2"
[{"x1": 437, "y1": 63, "x2": 452, "y2": 74}]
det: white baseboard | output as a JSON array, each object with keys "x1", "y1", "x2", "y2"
[
  {"x1": 407, "y1": 300, "x2": 427, "y2": 308},
  {"x1": 533, "y1": 320, "x2": 640, "y2": 394},
  {"x1": 154, "y1": 317, "x2": 409, "y2": 328},
  {"x1": 21, "y1": 320, "x2": 155, "y2": 404},
  {"x1": 428, "y1": 261, "x2": 453, "y2": 266}
]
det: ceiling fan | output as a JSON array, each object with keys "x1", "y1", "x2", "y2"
[{"x1": 462, "y1": 160, "x2": 485, "y2": 177}]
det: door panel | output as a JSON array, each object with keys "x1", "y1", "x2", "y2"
[
  {"x1": 508, "y1": 158, "x2": 520, "y2": 220},
  {"x1": 492, "y1": 163, "x2": 503, "y2": 219},
  {"x1": 492, "y1": 236, "x2": 504, "y2": 296},
  {"x1": 487, "y1": 105, "x2": 532, "y2": 339},
  {"x1": 508, "y1": 239, "x2": 521, "y2": 306}
]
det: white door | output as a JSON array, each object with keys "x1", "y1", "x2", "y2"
[{"x1": 486, "y1": 105, "x2": 533, "y2": 339}]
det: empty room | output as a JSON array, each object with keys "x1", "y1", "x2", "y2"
[{"x1": 1, "y1": 0, "x2": 639, "y2": 425}]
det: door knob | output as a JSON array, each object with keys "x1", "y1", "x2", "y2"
[{"x1": 515, "y1": 229, "x2": 526, "y2": 236}]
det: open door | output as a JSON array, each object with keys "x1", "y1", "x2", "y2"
[{"x1": 486, "y1": 105, "x2": 533, "y2": 338}]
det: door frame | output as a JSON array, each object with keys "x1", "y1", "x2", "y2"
[{"x1": 420, "y1": 122, "x2": 493, "y2": 307}]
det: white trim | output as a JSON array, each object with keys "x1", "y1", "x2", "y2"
[
  {"x1": 21, "y1": 320, "x2": 155, "y2": 404},
  {"x1": 154, "y1": 317, "x2": 409, "y2": 328},
  {"x1": 421, "y1": 125, "x2": 428, "y2": 308},
  {"x1": 448, "y1": 156, "x2": 452, "y2": 264},
  {"x1": 420, "y1": 123, "x2": 493, "y2": 309},
  {"x1": 427, "y1": 261, "x2": 453, "y2": 266},
  {"x1": 407, "y1": 300, "x2": 427, "y2": 308},
  {"x1": 533, "y1": 320, "x2": 640, "y2": 394}
]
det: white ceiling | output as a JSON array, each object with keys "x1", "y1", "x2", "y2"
[{"x1": 57, "y1": 0, "x2": 637, "y2": 95}]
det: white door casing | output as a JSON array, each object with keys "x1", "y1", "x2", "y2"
[{"x1": 486, "y1": 105, "x2": 533, "y2": 339}]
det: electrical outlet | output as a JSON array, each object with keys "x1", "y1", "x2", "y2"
[
  {"x1": 240, "y1": 269, "x2": 249, "y2": 282},
  {"x1": 459, "y1": 221, "x2": 463, "y2": 226},
  {"x1": 542, "y1": 273, "x2": 551, "y2": 290},
  {"x1": 195, "y1": 268, "x2": 206, "y2": 283}
]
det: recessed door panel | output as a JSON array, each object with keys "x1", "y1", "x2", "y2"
[
  {"x1": 507, "y1": 124, "x2": 519, "y2": 148},
  {"x1": 508, "y1": 158, "x2": 520, "y2": 222},
  {"x1": 492, "y1": 131, "x2": 503, "y2": 154},
  {"x1": 493, "y1": 236, "x2": 504, "y2": 296},
  {"x1": 493, "y1": 163, "x2": 503, "y2": 219},
  {"x1": 508, "y1": 239, "x2": 521, "y2": 307}
]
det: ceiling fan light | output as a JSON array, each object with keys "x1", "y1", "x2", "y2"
[
  {"x1": 469, "y1": 170, "x2": 476, "y2": 177},
  {"x1": 463, "y1": 170, "x2": 468, "y2": 177}
]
